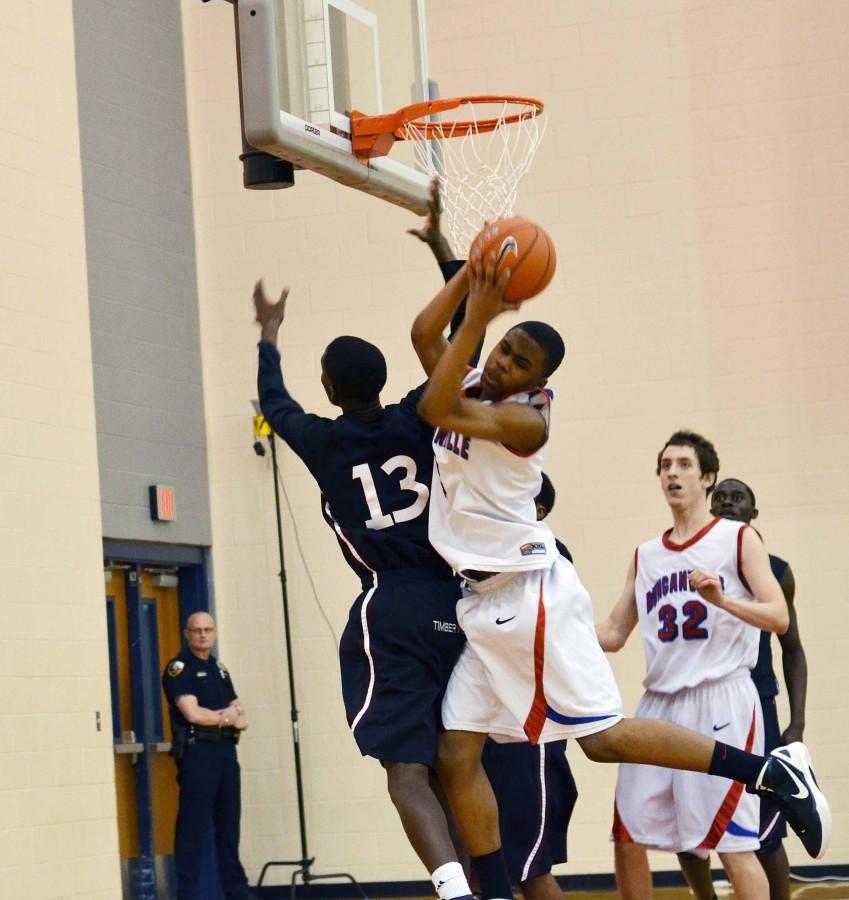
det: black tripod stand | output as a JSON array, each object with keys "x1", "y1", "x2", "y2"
[{"x1": 254, "y1": 421, "x2": 367, "y2": 900}]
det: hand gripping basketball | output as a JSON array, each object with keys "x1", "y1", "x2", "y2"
[
  {"x1": 470, "y1": 216, "x2": 556, "y2": 302},
  {"x1": 466, "y1": 246, "x2": 518, "y2": 325}
]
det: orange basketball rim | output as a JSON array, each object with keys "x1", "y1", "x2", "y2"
[{"x1": 351, "y1": 95, "x2": 545, "y2": 160}]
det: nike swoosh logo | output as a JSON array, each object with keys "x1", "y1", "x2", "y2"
[
  {"x1": 495, "y1": 616, "x2": 516, "y2": 625},
  {"x1": 497, "y1": 236, "x2": 519, "y2": 266},
  {"x1": 713, "y1": 722, "x2": 730, "y2": 731},
  {"x1": 776, "y1": 757, "x2": 810, "y2": 800}
]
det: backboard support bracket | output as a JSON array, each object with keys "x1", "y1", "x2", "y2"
[{"x1": 208, "y1": 0, "x2": 431, "y2": 213}]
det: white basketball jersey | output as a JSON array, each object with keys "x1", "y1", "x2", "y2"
[
  {"x1": 428, "y1": 368, "x2": 558, "y2": 574},
  {"x1": 634, "y1": 516, "x2": 759, "y2": 693}
]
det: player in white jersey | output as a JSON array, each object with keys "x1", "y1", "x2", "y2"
[
  {"x1": 410, "y1": 252, "x2": 831, "y2": 900},
  {"x1": 597, "y1": 431, "x2": 788, "y2": 900}
]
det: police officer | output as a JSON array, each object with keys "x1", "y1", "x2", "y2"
[{"x1": 162, "y1": 611, "x2": 256, "y2": 900}]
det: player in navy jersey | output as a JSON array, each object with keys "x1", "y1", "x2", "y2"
[
  {"x1": 677, "y1": 478, "x2": 807, "y2": 900},
  {"x1": 253, "y1": 253, "x2": 475, "y2": 900}
]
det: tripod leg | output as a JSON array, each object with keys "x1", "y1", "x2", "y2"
[{"x1": 301, "y1": 871, "x2": 369, "y2": 900}]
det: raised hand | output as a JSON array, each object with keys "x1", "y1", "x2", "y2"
[
  {"x1": 253, "y1": 279, "x2": 290, "y2": 343},
  {"x1": 407, "y1": 177, "x2": 454, "y2": 261}
]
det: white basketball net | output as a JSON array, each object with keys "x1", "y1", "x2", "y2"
[{"x1": 402, "y1": 99, "x2": 545, "y2": 255}]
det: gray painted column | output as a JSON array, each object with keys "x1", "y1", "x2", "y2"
[{"x1": 73, "y1": 0, "x2": 212, "y2": 545}]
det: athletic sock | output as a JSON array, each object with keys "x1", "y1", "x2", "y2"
[
  {"x1": 708, "y1": 741, "x2": 765, "y2": 784},
  {"x1": 432, "y1": 862, "x2": 472, "y2": 900},
  {"x1": 470, "y1": 849, "x2": 512, "y2": 900}
]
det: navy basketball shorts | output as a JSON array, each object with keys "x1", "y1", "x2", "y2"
[
  {"x1": 757, "y1": 693, "x2": 787, "y2": 854},
  {"x1": 483, "y1": 738, "x2": 577, "y2": 884},
  {"x1": 339, "y1": 569, "x2": 464, "y2": 766}
]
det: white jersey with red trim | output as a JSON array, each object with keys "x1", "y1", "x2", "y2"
[
  {"x1": 634, "y1": 516, "x2": 759, "y2": 694},
  {"x1": 428, "y1": 368, "x2": 557, "y2": 574}
]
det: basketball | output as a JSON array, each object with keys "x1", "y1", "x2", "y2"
[{"x1": 471, "y1": 216, "x2": 557, "y2": 302}]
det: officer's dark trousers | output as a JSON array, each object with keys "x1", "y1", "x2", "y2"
[{"x1": 175, "y1": 740, "x2": 249, "y2": 900}]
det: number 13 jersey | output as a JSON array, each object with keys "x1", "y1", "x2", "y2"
[
  {"x1": 258, "y1": 341, "x2": 450, "y2": 584},
  {"x1": 634, "y1": 516, "x2": 759, "y2": 694}
]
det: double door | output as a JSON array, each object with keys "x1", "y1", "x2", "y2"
[
  {"x1": 107, "y1": 565, "x2": 182, "y2": 899},
  {"x1": 105, "y1": 547, "x2": 222, "y2": 900}
]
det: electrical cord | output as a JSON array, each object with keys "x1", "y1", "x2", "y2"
[{"x1": 275, "y1": 464, "x2": 340, "y2": 651}]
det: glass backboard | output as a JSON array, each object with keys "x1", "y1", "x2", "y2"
[{"x1": 236, "y1": 0, "x2": 431, "y2": 212}]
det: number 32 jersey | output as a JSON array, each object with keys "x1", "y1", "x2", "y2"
[
  {"x1": 634, "y1": 516, "x2": 759, "y2": 694},
  {"x1": 258, "y1": 341, "x2": 450, "y2": 584}
]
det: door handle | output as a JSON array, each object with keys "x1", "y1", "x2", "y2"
[
  {"x1": 113, "y1": 741, "x2": 145, "y2": 765},
  {"x1": 114, "y1": 742, "x2": 145, "y2": 754},
  {"x1": 148, "y1": 741, "x2": 172, "y2": 753}
]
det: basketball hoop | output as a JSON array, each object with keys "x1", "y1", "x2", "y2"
[{"x1": 351, "y1": 95, "x2": 545, "y2": 253}]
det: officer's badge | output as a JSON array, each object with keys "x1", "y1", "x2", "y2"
[{"x1": 167, "y1": 660, "x2": 185, "y2": 677}]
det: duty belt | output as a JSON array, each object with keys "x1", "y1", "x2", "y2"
[{"x1": 192, "y1": 725, "x2": 240, "y2": 743}]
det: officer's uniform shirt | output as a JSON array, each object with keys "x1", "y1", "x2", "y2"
[{"x1": 162, "y1": 649, "x2": 237, "y2": 731}]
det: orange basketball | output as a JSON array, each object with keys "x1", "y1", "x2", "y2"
[{"x1": 470, "y1": 216, "x2": 557, "y2": 302}]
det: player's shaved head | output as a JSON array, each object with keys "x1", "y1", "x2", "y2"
[{"x1": 322, "y1": 336, "x2": 387, "y2": 403}]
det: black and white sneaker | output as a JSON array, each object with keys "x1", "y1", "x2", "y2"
[{"x1": 748, "y1": 742, "x2": 831, "y2": 859}]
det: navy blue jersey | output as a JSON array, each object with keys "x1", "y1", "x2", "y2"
[
  {"x1": 258, "y1": 342, "x2": 450, "y2": 584},
  {"x1": 556, "y1": 538, "x2": 572, "y2": 563},
  {"x1": 750, "y1": 553, "x2": 789, "y2": 698}
]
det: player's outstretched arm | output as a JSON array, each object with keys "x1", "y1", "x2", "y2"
[
  {"x1": 690, "y1": 526, "x2": 789, "y2": 633},
  {"x1": 407, "y1": 176, "x2": 455, "y2": 264},
  {"x1": 776, "y1": 565, "x2": 807, "y2": 743},
  {"x1": 417, "y1": 251, "x2": 545, "y2": 453},
  {"x1": 410, "y1": 264, "x2": 470, "y2": 376},
  {"x1": 596, "y1": 557, "x2": 639, "y2": 652},
  {"x1": 253, "y1": 281, "x2": 321, "y2": 457}
]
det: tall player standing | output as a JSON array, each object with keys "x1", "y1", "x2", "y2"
[
  {"x1": 409, "y1": 251, "x2": 831, "y2": 900},
  {"x1": 597, "y1": 432, "x2": 788, "y2": 900},
  {"x1": 253, "y1": 286, "x2": 474, "y2": 900},
  {"x1": 677, "y1": 477, "x2": 808, "y2": 900}
]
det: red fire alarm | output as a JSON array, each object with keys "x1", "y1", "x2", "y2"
[{"x1": 149, "y1": 485, "x2": 176, "y2": 521}]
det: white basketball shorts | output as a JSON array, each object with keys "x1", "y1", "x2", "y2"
[
  {"x1": 613, "y1": 671, "x2": 763, "y2": 854},
  {"x1": 442, "y1": 556, "x2": 623, "y2": 743}
]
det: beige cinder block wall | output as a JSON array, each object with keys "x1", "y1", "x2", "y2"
[
  {"x1": 0, "y1": 5, "x2": 121, "y2": 900},
  {"x1": 183, "y1": 0, "x2": 848, "y2": 884}
]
